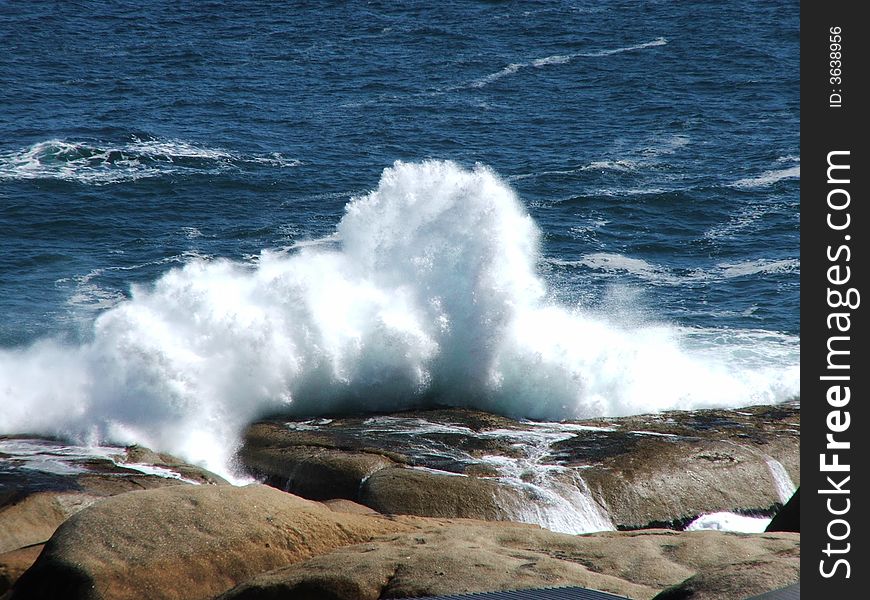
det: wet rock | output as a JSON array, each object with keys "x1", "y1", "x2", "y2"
[
  {"x1": 239, "y1": 441, "x2": 395, "y2": 500},
  {"x1": 118, "y1": 445, "x2": 228, "y2": 486},
  {"x1": 10, "y1": 484, "x2": 411, "y2": 600},
  {"x1": 218, "y1": 523, "x2": 799, "y2": 600},
  {"x1": 0, "y1": 437, "x2": 228, "y2": 592},
  {"x1": 238, "y1": 403, "x2": 799, "y2": 530},
  {"x1": 562, "y1": 404, "x2": 799, "y2": 529},
  {"x1": 579, "y1": 437, "x2": 791, "y2": 529}
]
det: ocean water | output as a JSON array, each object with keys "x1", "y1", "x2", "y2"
[{"x1": 0, "y1": 1, "x2": 799, "y2": 476}]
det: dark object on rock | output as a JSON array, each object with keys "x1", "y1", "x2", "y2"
[
  {"x1": 765, "y1": 488, "x2": 799, "y2": 533},
  {"x1": 392, "y1": 587, "x2": 630, "y2": 599},
  {"x1": 747, "y1": 582, "x2": 800, "y2": 599}
]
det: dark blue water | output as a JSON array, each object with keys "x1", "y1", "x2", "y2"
[
  {"x1": 0, "y1": 1, "x2": 799, "y2": 469},
  {"x1": 1, "y1": 0, "x2": 799, "y2": 343}
]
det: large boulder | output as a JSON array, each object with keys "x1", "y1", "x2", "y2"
[
  {"x1": 0, "y1": 438, "x2": 228, "y2": 592},
  {"x1": 239, "y1": 441, "x2": 395, "y2": 501},
  {"x1": 0, "y1": 493, "x2": 90, "y2": 555},
  {"x1": 562, "y1": 403, "x2": 800, "y2": 529},
  {"x1": 219, "y1": 523, "x2": 800, "y2": 600},
  {"x1": 9, "y1": 484, "x2": 410, "y2": 600}
]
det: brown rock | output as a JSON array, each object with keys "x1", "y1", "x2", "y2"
[
  {"x1": 359, "y1": 467, "x2": 524, "y2": 521},
  {"x1": 117, "y1": 445, "x2": 229, "y2": 486},
  {"x1": 321, "y1": 499, "x2": 380, "y2": 515},
  {"x1": 652, "y1": 547, "x2": 800, "y2": 599},
  {"x1": 239, "y1": 404, "x2": 799, "y2": 530},
  {"x1": 0, "y1": 493, "x2": 97, "y2": 555},
  {"x1": 0, "y1": 546, "x2": 42, "y2": 596},
  {"x1": 579, "y1": 437, "x2": 793, "y2": 529},
  {"x1": 10, "y1": 484, "x2": 410, "y2": 600},
  {"x1": 239, "y1": 444, "x2": 394, "y2": 501},
  {"x1": 219, "y1": 523, "x2": 800, "y2": 600}
]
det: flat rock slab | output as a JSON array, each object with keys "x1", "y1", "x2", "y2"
[
  {"x1": 239, "y1": 403, "x2": 799, "y2": 530},
  {"x1": 218, "y1": 522, "x2": 799, "y2": 600}
]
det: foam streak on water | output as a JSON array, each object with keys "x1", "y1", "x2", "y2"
[
  {"x1": 470, "y1": 37, "x2": 668, "y2": 88},
  {"x1": 0, "y1": 138, "x2": 299, "y2": 185},
  {"x1": 0, "y1": 161, "x2": 798, "y2": 477}
]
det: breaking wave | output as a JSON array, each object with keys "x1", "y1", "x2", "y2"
[
  {"x1": 0, "y1": 161, "x2": 798, "y2": 477},
  {"x1": 0, "y1": 137, "x2": 299, "y2": 185}
]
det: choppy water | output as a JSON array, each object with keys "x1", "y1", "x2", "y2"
[{"x1": 0, "y1": 1, "x2": 798, "y2": 476}]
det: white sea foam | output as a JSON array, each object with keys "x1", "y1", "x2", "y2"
[
  {"x1": 717, "y1": 258, "x2": 799, "y2": 278},
  {"x1": 685, "y1": 512, "x2": 771, "y2": 533},
  {"x1": 0, "y1": 161, "x2": 799, "y2": 478},
  {"x1": 563, "y1": 253, "x2": 799, "y2": 286},
  {"x1": 731, "y1": 165, "x2": 800, "y2": 189},
  {"x1": 508, "y1": 134, "x2": 686, "y2": 185},
  {"x1": 471, "y1": 37, "x2": 667, "y2": 88},
  {"x1": 573, "y1": 253, "x2": 684, "y2": 285},
  {"x1": 0, "y1": 138, "x2": 299, "y2": 185}
]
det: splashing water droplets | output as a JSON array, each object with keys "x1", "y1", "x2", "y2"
[{"x1": 0, "y1": 161, "x2": 798, "y2": 478}]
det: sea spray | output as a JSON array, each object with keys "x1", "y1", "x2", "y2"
[{"x1": 0, "y1": 160, "x2": 798, "y2": 478}]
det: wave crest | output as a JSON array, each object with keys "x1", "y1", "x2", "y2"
[
  {"x1": 0, "y1": 161, "x2": 798, "y2": 477},
  {"x1": 0, "y1": 137, "x2": 299, "y2": 185}
]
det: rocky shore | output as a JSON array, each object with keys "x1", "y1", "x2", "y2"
[{"x1": 1, "y1": 402, "x2": 799, "y2": 599}]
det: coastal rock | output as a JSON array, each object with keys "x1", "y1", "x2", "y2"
[
  {"x1": 116, "y1": 444, "x2": 228, "y2": 486},
  {"x1": 0, "y1": 493, "x2": 89, "y2": 555},
  {"x1": 0, "y1": 437, "x2": 229, "y2": 591},
  {"x1": 568, "y1": 404, "x2": 799, "y2": 528},
  {"x1": 0, "y1": 546, "x2": 42, "y2": 596},
  {"x1": 239, "y1": 403, "x2": 800, "y2": 530},
  {"x1": 360, "y1": 467, "x2": 524, "y2": 521},
  {"x1": 9, "y1": 484, "x2": 410, "y2": 600},
  {"x1": 652, "y1": 549, "x2": 800, "y2": 599},
  {"x1": 219, "y1": 523, "x2": 800, "y2": 600},
  {"x1": 239, "y1": 432, "x2": 395, "y2": 500}
]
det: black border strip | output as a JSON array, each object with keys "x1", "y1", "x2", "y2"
[{"x1": 801, "y1": 0, "x2": 868, "y2": 595}]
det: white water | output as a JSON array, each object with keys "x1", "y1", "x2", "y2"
[
  {"x1": 329, "y1": 416, "x2": 615, "y2": 534},
  {"x1": 0, "y1": 438, "x2": 197, "y2": 483},
  {"x1": 732, "y1": 165, "x2": 800, "y2": 189},
  {"x1": 764, "y1": 457, "x2": 797, "y2": 504},
  {"x1": 686, "y1": 512, "x2": 771, "y2": 533},
  {"x1": 0, "y1": 138, "x2": 299, "y2": 185},
  {"x1": 477, "y1": 427, "x2": 614, "y2": 533},
  {"x1": 0, "y1": 160, "x2": 799, "y2": 478}
]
